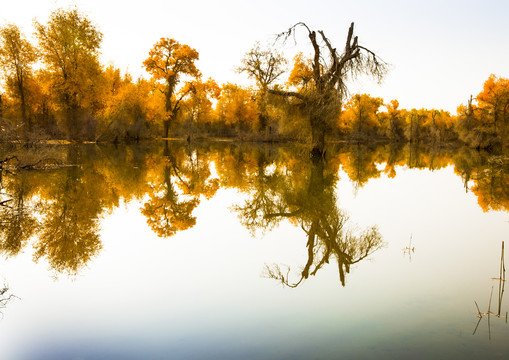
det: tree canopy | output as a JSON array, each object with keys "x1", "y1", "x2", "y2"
[{"x1": 0, "y1": 8, "x2": 506, "y2": 151}]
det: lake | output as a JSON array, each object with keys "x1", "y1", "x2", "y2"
[{"x1": 0, "y1": 141, "x2": 508, "y2": 360}]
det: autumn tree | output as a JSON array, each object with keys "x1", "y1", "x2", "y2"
[
  {"x1": 456, "y1": 76, "x2": 509, "y2": 149},
  {"x1": 0, "y1": 24, "x2": 38, "y2": 140},
  {"x1": 34, "y1": 8, "x2": 104, "y2": 140},
  {"x1": 405, "y1": 109, "x2": 427, "y2": 143},
  {"x1": 143, "y1": 38, "x2": 200, "y2": 138},
  {"x1": 380, "y1": 99, "x2": 407, "y2": 141},
  {"x1": 180, "y1": 78, "x2": 220, "y2": 135},
  {"x1": 476, "y1": 75, "x2": 509, "y2": 146},
  {"x1": 339, "y1": 94, "x2": 383, "y2": 140},
  {"x1": 215, "y1": 83, "x2": 259, "y2": 135},
  {"x1": 267, "y1": 22, "x2": 387, "y2": 156},
  {"x1": 425, "y1": 109, "x2": 457, "y2": 144},
  {"x1": 97, "y1": 67, "x2": 165, "y2": 141}
]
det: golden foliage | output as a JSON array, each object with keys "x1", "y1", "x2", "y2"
[{"x1": 216, "y1": 83, "x2": 259, "y2": 131}]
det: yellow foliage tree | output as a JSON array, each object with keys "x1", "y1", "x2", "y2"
[
  {"x1": 34, "y1": 8, "x2": 104, "y2": 140},
  {"x1": 143, "y1": 38, "x2": 200, "y2": 138},
  {"x1": 339, "y1": 94, "x2": 383, "y2": 139},
  {"x1": 0, "y1": 24, "x2": 38, "y2": 139},
  {"x1": 181, "y1": 78, "x2": 221, "y2": 132},
  {"x1": 215, "y1": 83, "x2": 259, "y2": 134},
  {"x1": 97, "y1": 66, "x2": 165, "y2": 141}
]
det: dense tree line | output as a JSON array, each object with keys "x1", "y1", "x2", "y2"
[{"x1": 0, "y1": 8, "x2": 508, "y2": 150}]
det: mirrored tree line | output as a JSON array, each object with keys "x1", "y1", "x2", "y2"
[{"x1": 0, "y1": 142, "x2": 507, "y2": 279}]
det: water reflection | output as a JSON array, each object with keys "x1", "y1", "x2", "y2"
[
  {"x1": 0, "y1": 142, "x2": 507, "y2": 279},
  {"x1": 0, "y1": 169, "x2": 38, "y2": 256},
  {"x1": 33, "y1": 150, "x2": 103, "y2": 275},
  {"x1": 0, "y1": 282, "x2": 16, "y2": 317},
  {"x1": 473, "y1": 241, "x2": 508, "y2": 338},
  {"x1": 402, "y1": 234, "x2": 416, "y2": 262},
  {"x1": 142, "y1": 141, "x2": 220, "y2": 237},
  {"x1": 235, "y1": 152, "x2": 384, "y2": 287}
]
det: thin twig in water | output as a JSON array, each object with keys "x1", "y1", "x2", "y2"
[
  {"x1": 473, "y1": 241, "x2": 508, "y2": 337},
  {"x1": 473, "y1": 316, "x2": 482, "y2": 335},
  {"x1": 474, "y1": 301, "x2": 482, "y2": 318},
  {"x1": 488, "y1": 286, "x2": 494, "y2": 340}
]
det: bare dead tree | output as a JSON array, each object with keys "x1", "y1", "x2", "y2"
[
  {"x1": 238, "y1": 43, "x2": 288, "y2": 90},
  {"x1": 269, "y1": 22, "x2": 388, "y2": 156},
  {"x1": 238, "y1": 43, "x2": 288, "y2": 134}
]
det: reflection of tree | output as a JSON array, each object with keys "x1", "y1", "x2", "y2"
[
  {"x1": 141, "y1": 142, "x2": 220, "y2": 238},
  {"x1": 237, "y1": 154, "x2": 384, "y2": 287},
  {"x1": 142, "y1": 163, "x2": 198, "y2": 237},
  {"x1": 472, "y1": 158, "x2": 509, "y2": 212},
  {"x1": 0, "y1": 171, "x2": 38, "y2": 256},
  {"x1": 341, "y1": 144, "x2": 381, "y2": 191},
  {"x1": 0, "y1": 141, "x2": 504, "y2": 279},
  {"x1": 180, "y1": 145, "x2": 219, "y2": 199},
  {"x1": 34, "y1": 147, "x2": 103, "y2": 275},
  {"x1": 453, "y1": 148, "x2": 509, "y2": 212},
  {"x1": 235, "y1": 150, "x2": 285, "y2": 231}
]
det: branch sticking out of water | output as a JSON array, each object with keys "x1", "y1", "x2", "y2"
[{"x1": 472, "y1": 241, "x2": 507, "y2": 338}]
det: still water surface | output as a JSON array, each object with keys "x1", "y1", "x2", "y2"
[{"x1": 0, "y1": 142, "x2": 508, "y2": 359}]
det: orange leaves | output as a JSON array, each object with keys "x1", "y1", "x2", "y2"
[
  {"x1": 97, "y1": 67, "x2": 166, "y2": 140},
  {"x1": 456, "y1": 74, "x2": 509, "y2": 148},
  {"x1": 386, "y1": 99, "x2": 400, "y2": 116},
  {"x1": 182, "y1": 78, "x2": 221, "y2": 124},
  {"x1": 287, "y1": 52, "x2": 313, "y2": 89},
  {"x1": 477, "y1": 74, "x2": 509, "y2": 106},
  {"x1": 143, "y1": 37, "x2": 201, "y2": 136},
  {"x1": 216, "y1": 83, "x2": 259, "y2": 129},
  {"x1": 143, "y1": 37, "x2": 200, "y2": 83},
  {"x1": 339, "y1": 94, "x2": 383, "y2": 134},
  {"x1": 0, "y1": 24, "x2": 38, "y2": 76},
  {"x1": 32, "y1": 7, "x2": 105, "y2": 139}
]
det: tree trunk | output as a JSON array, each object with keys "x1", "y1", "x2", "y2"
[
  {"x1": 17, "y1": 75, "x2": 29, "y2": 142},
  {"x1": 164, "y1": 140, "x2": 170, "y2": 157},
  {"x1": 20, "y1": 88, "x2": 28, "y2": 141},
  {"x1": 164, "y1": 119, "x2": 170, "y2": 139},
  {"x1": 67, "y1": 106, "x2": 79, "y2": 140},
  {"x1": 310, "y1": 119, "x2": 326, "y2": 159}
]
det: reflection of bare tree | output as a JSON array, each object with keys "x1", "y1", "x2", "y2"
[
  {"x1": 237, "y1": 155, "x2": 384, "y2": 287},
  {"x1": 0, "y1": 283, "x2": 17, "y2": 318},
  {"x1": 264, "y1": 224, "x2": 382, "y2": 287}
]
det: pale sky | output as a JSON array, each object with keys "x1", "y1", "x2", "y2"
[{"x1": 1, "y1": 0, "x2": 508, "y2": 114}]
